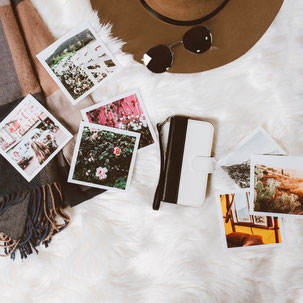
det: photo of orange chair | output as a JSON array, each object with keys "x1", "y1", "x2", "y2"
[{"x1": 218, "y1": 191, "x2": 283, "y2": 249}]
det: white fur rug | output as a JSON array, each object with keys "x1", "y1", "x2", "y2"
[{"x1": 1, "y1": 1, "x2": 303, "y2": 302}]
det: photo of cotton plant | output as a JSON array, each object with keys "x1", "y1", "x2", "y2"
[
  {"x1": 81, "y1": 91, "x2": 157, "y2": 150},
  {"x1": 37, "y1": 23, "x2": 120, "y2": 104},
  {"x1": 68, "y1": 122, "x2": 140, "y2": 191}
]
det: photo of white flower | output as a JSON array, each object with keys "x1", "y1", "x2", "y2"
[{"x1": 37, "y1": 22, "x2": 120, "y2": 104}]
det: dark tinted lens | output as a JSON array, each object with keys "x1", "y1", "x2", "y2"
[
  {"x1": 143, "y1": 45, "x2": 173, "y2": 73},
  {"x1": 183, "y1": 26, "x2": 212, "y2": 54}
]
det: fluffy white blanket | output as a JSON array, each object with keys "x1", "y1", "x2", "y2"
[{"x1": 1, "y1": 0, "x2": 303, "y2": 302}]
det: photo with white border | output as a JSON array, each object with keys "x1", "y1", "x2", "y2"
[
  {"x1": 0, "y1": 94, "x2": 73, "y2": 182},
  {"x1": 250, "y1": 155, "x2": 303, "y2": 218},
  {"x1": 37, "y1": 22, "x2": 121, "y2": 105},
  {"x1": 81, "y1": 89, "x2": 157, "y2": 151},
  {"x1": 216, "y1": 189, "x2": 284, "y2": 251},
  {"x1": 219, "y1": 126, "x2": 287, "y2": 188},
  {"x1": 68, "y1": 122, "x2": 140, "y2": 191}
]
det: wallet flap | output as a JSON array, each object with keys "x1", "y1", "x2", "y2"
[{"x1": 191, "y1": 156, "x2": 216, "y2": 173}]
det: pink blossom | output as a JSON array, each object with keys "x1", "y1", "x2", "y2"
[
  {"x1": 114, "y1": 147, "x2": 121, "y2": 156},
  {"x1": 96, "y1": 167, "x2": 108, "y2": 180},
  {"x1": 91, "y1": 132, "x2": 98, "y2": 140}
]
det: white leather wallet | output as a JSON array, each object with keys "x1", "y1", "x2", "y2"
[{"x1": 153, "y1": 116, "x2": 215, "y2": 210}]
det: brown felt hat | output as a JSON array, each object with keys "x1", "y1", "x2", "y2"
[{"x1": 91, "y1": 0, "x2": 284, "y2": 73}]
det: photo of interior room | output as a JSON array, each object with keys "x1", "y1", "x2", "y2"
[{"x1": 220, "y1": 192, "x2": 282, "y2": 248}]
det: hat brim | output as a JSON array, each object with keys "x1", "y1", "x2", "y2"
[{"x1": 91, "y1": 0, "x2": 283, "y2": 73}]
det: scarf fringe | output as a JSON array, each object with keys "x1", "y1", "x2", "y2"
[{"x1": 0, "y1": 182, "x2": 70, "y2": 260}]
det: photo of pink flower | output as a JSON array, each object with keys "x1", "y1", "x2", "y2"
[
  {"x1": 91, "y1": 132, "x2": 98, "y2": 140},
  {"x1": 96, "y1": 167, "x2": 108, "y2": 180},
  {"x1": 82, "y1": 92, "x2": 156, "y2": 149},
  {"x1": 70, "y1": 123, "x2": 140, "y2": 190},
  {"x1": 114, "y1": 147, "x2": 121, "y2": 156}
]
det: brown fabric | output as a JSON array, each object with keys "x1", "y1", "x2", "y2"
[
  {"x1": 91, "y1": 0, "x2": 284, "y2": 73},
  {"x1": 0, "y1": 0, "x2": 104, "y2": 259},
  {"x1": 0, "y1": 193, "x2": 29, "y2": 240},
  {"x1": 0, "y1": 4, "x2": 40, "y2": 95},
  {"x1": 12, "y1": 0, "x2": 58, "y2": 96},
  {"x1": 14, "y1": 0, "x2": 106, "y2": 205},
  {"x1": 47, "y1": 90, "x2": 94, "y2": 164},
  {"x1": 46, "y1": 90, "x2": 93, "y2": 134},
  {"x1": 0, "y1": 19, "x2": 22, "y2": 104},
  {"x1": 0, "y1": 0, "x2": 70, "y2": 259},
  {"x1": 13, "y1": 0, "x2": 96, "y2": 161}
]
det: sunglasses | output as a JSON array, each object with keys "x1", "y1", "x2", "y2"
[{"x1": 142, "y1": 26, "x2": 212, "y2": 73}]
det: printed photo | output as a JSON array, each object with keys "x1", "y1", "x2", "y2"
[
  {"x1": 253, "y1": 215, "x2": 268, "y2": 227},
  {"x1": 250, "y1": 155, "x2": 303, "y2": 218},
  {"x1": 0, "y1": 95, "x2": 72, "y2": 181},
  {"x1": 68, "y1": 122, "x2": 140, "y2": 191},
  {"x1": 81, "y1": 90, "x2": 157, "y2": 150},
  {"x1": 217, "y1": 190, "x2": 283, "y2": 250},
  {"x1": 37, "y1": 22, "x2": 121, "y2": 105},
  {"x1": 218, "y1": 127, "x2": 286, "y2": 188}
]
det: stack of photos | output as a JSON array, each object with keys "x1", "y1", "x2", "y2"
[
  {"x1": 68, "y1": 122, "x2": 140, "y2": 191},
  {"x1": 0, "y1": 95, "x2": 72, "y2": 181},
  {"x1": 216, "y1": 190, "x2": 284, "y2": 250},
  {"x1": 219, "y1": 127, "x2": 286, "y2": 188},
  {"x1": 250, "y1": 155, "x2": 303, "y2": 218},
  {"x1": 81, "y1": 90, "x2": 157, "y2": 150},
  {"x1": 37, "y1": 22, "x2": 121, "y2": 105}
]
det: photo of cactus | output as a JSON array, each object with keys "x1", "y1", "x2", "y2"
[
  {"x1": 217, "y1": 190, "x2": 283, "y2": 250},
  {"x1": 37, "y1": 22, "x2": 120, "y2": 105},
  {"x1": 250, "y1": 155, "x2": 303, "y2": 217}
]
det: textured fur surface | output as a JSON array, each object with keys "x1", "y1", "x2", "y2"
[{"x1": 1, "y1": 0, "x2": 303, "y2": 302}]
